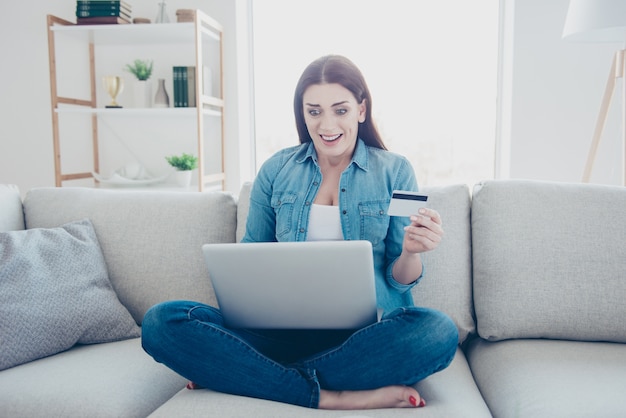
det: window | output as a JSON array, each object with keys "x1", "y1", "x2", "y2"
[{"x1": 252, "y1": 0, "x2": 499, "y2": 187}]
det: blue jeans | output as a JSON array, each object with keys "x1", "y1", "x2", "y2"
[{"x1": 141, "y1": 301, "x2": 458, "y2": 408}]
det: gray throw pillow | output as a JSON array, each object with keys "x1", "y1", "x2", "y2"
[{"x1": 0, "y1": 219, "x2": 140, "y2": 371}]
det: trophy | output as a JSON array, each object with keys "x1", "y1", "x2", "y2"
[{"x1": 103, "y1": 76, "x2": 124, "y2": 108}]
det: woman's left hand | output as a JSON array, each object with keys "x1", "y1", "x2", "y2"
[{"x1": 402, "y1": 208, "x2": 444, "y2": 254}]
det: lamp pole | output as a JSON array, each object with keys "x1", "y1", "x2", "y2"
[{"x1": 582, "y1": 49, "x2": 626, "y2": 185}]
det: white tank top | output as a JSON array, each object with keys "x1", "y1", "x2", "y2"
[{"x1": 307, "y1": 204, "x2": 343, "y2": 241}]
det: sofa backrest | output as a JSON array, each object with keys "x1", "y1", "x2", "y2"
[
  {"x1": 472, "y1": 179, "x2": 626, "y2": 343},
  {"x1": 0, "y1": 185, "x2": 24, "y2": 232},
  {"x1": 23, "y1": 187, "x2": 238, "y2": 324},
  {"x1": 416, "y1": 184, "x2": 475, "y2": 343},
  {"x1": 236, "y1": 182, "x2": 476, "y2": 343}
]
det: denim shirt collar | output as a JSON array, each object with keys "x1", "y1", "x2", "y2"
[{"x1": 296, "y1": 138, "x2": 369, "y2": 172}]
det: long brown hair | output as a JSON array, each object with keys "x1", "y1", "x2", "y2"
[{"x1": 293, "y1": 55, "x2": 387, "y2": 150}]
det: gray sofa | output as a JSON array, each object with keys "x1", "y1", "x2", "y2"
[{"x1": 0, "y1": 179, "x2": 625, "y2": 418}]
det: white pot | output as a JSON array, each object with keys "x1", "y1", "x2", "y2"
[
  {"x1": 174, "y1": 170, "x2": 192, "y2": 188},
  {"x1": 133, "y1": 80, "x2": 152, "y2": 108}
]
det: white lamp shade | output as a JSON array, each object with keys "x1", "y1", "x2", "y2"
[{"x1": 563, "y1": 0, "x2": 626, "y2": 42}]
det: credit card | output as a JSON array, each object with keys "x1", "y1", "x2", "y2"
[{"x1": 387, "y1": 190, "x2": 428, "y2": 217}]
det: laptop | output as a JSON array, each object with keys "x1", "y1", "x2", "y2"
[{"x1": 201, "y1": 240, "x2": 378, "y2": 329}]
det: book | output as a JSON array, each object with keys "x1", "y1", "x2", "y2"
[
  {"x1": 76, "y1": 0, "x2": 132, "y2": 8},
  {"x1": 173, "y1": 66, "x2": 197, "y2": 107},
  {"x1": 76, "y1": 10, "x2": 132, "y2": 19},
  {"x1": 173, "y1": 67, "x2": 181, "y2": 107},
  {"x1": 181, "y1": 67, "x2": 188, "y2": 107},
  {"x1": 76, "y1": 3, "x2": 131, "y2": 12},
  {"x1": 76, "y1": 15, "x2": 131, "y2": 25},
  {"x1": 187, "y1": 66, "x2": 196, "y2": 107}
]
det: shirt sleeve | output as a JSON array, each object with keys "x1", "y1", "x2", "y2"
[
  {"x1": 386, "y1": 260, "x2": 423, "y2": 292},
  {"x1": 384, "y1": 156, "x2": 423, "y2": 291},
  {"x1": 241, "y1": 157, "x2": 279, "y2": 243}
]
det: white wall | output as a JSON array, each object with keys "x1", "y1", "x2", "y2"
[
  {"x1": 0, "y1": 0, "x2": 254, "y2": 195},
  {"x1": 502, "y1": 0, "x2": 624, "y2": 185}
]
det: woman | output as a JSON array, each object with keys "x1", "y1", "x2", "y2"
[{"x1": 142, "y1": 55, "x2": 458, "y2": 410}]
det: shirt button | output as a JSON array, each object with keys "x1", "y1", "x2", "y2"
[
  {"x1": 305, "y1": 201, "x2": 311, "y2": 206},
  {"x1": 341, "y1": 188, "x2": 346, "y2": 192},
  {"x1": 313, "y1": 182, "x2": 319, "y2": 186},
  {"x1": 299, "y1": 228, "x2": 305, "y2": 233},
  {"x1": 342, "y1": 210, "x2": 347, "y2": 215},
  {"x1": 379, "y1": 210, "x2": 384, "y2": 215}
]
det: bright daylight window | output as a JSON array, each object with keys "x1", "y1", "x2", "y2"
[{"x1": 251, "y1": 0, "x2": 499, "y2": 187}]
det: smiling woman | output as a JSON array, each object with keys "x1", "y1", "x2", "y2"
[{"x1": 252, "y1": 0, "x2": 499, "y2": 187}]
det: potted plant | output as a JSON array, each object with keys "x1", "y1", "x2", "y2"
[
  {"x1": 124, "y1": 59, "x2": 154, "y2": 108},
  {"x1": 165, "y1": 153, "x2": 198, "y2": 187},
  {"x1": 125, "y1": 59, "x2": 153, "y2": 81}
]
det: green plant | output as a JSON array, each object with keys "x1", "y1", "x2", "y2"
[
  {"x1": 124, "y1": 59, "x2": 154, "y2": 81},
  {"x1": 165, "y1": 153, "x2": 198, "y2": 171}
]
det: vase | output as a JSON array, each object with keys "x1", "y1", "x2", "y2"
[
  {"x1": 154, "y1": 79, "x2": 170, "y2": 108},
  {"x1": 174, "y1": 170, "x2": 192, "y2": 188},
  {"x1": 155, "y1": 2, "x2": 170, "y2": 23},
  {"x1": 133, "y1": 80, "x2": 152, "y2": 108}
]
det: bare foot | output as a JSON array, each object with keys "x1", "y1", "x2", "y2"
[{"x1": 318, "y1": 385, "x2": 425, "y2": 410}]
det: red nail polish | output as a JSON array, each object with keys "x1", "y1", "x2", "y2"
[
  {"x1": 409, "y1": 396, "x2": 418, "y2": 406},
  {"x1": 419, "y1": 399, "x2": 426, "y2": 407}
]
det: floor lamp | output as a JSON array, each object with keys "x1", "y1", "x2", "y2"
[{"x1": 563, "y1": 0, "x2": 626, "y2": 185}]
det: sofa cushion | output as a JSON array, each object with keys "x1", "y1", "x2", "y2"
[
  {"x1": 466, "y1": 338, "x2": 626, "y2": 418},
  {"x1": 0, "y1": 338, "x2": 187, "y2": 418},
  {"x1": 236, "y1": 182, "x2": 475, "y2": 343},
  {"x1": 0, "y1": 184, "x2": 24, "y2": 232},
  {"x1": 149, "y1": 348, "x2": 491, "y2": 418},
  {"x1": 23, "y1": 188, "x2": 238, "y2": 324},
  {"x1": 0, "y1": 219, "x2": 140, "y2": 371},
  {"x1": 472, "y1": 180, "x2": 626, "y2": 342}
]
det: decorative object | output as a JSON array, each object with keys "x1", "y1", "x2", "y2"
[
  {"x1": 91, "y1": 171, "x2": 168, "y2": 186},
  {"x1": 102, "y1": 75, "x2": 124, "y2": 108},
  {"x1": 92, "y1": 163, "x2": 169, "y2": 186},
  {"x1": 155, "y1": 1, "x2": 170, "y2": 23},
  {"x1": 562, "y1": 0, "x2": 626, "y2": 185},
  {"x1": 176, "y1": 9, "x2": 195, "y2": 22},
  {"x1": 173, "y1": 170, "x2": 193, "y2": 188},
  {"x1": 165, "y1": 153, "x2": 198, "y2": 187},
  {"x1": 154, "y1": 78, "x2": 170, "y2": 108},
  {"x1": 125, "y1": 59, "x2": 153, "y2": 108},
  {"x1": 0, "y1": 219, "x2": 140, "y2": 371},
  {"x1": 124, "y1": 59, "x2": 153, "y2": 81},
  {"x1": 118, "y1": 162, "x2": 143, "y2": 180},
  {"x1": 133, "y1": 80, "x2": 152, "y2": 108}
]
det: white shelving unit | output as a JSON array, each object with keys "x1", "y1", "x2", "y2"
[{"x1": 46, "y1": 11, "x2": 225, "y2": 191}]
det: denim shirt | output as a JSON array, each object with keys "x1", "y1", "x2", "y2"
[{"x1": 242, "y1": 139, "x2": 422, "y2": 313}]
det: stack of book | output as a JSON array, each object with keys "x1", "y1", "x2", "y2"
[
  {"x1": 173, "y1": 66, "x2": 197, "y2": 108},
  {"x1": 76, "y1": 0, "x2": 132, "y2": 25}
]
